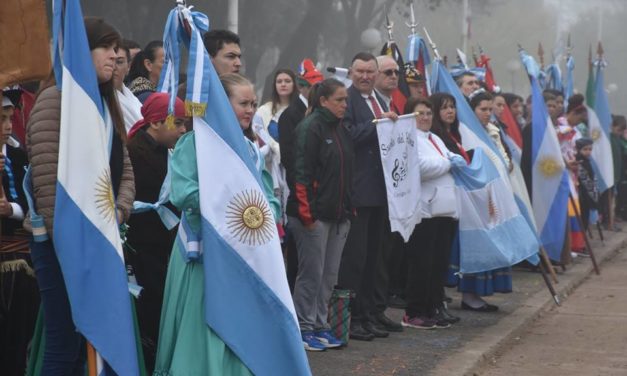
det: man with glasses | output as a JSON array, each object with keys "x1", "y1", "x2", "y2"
[
  {"x1": 338, "y1": 52, "x2": 402, "y2": 342},
  {"x1": 375, "y1": 55, "x2": 401, "y2": 114}
]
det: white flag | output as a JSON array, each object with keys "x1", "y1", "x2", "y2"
[{"x1": 376, "y1": 115, "x2": 422, "y2": 241}]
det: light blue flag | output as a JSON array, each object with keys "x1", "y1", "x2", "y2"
[
  {"x1": 590, "y1": 60, "x2": 615, "y2": 193},
  {"x1": 565, "y1": 55, "x2": 575, "y2": 104},
  {"x1": 52, "y1": 0, "x2": 139, "y2": 374},
  {"x1": 521, "y1": 50, "x2": 570, "y2": 261},
  {"x1": 161, "y1": 5, "x2": 311, "y2": 375},
  {"x1": 431, "y1": 60, "x2": 540, "y2": 267},
  {"x1": 451, "y1": 149, "x2": 539, "y2": 273},
  {"x1": 544, "y1": 63, "x2": 564, "y2": 92}
]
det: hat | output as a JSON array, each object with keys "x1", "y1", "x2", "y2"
[
  {"x1": 404, "y1": 63, "x2": 423, "y2": 84},
  {"x1": 128, "y1": 93, "x2": 186, "y2": 138},
  {"x1": 297, "y1": 59, "x2": 323, "y2": 86},
  {"x1": 2, "y1": 86, "x2": 21, "y2": 108},
  {"x1": 576, "y1": 137, "x2": 593, "y2": 150}
]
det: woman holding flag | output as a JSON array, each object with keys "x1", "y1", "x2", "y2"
[
  {"x1": 26, "y1": 17, "x2": 136, "y2": 374},
  {"x1": 155, "y1": 73, "x2": 281, "y2": 375}
]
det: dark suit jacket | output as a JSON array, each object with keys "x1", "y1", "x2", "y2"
[
  {"x1": 343, "y1": 85, "x2": 388, "y2": 208},
  {"x1": 278, "y1": 96, "x2": 307, "y2": 190},
  {"x1": 2, "y1": 144, "x2": 28, "y2": 235}
]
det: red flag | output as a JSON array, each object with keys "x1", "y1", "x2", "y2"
[
  {"x1": 476, "y1": 53, "x2": 497, "y2": 93},
  {"x1": 381, "y1": 41, "x2": 409, "y2": 114}
]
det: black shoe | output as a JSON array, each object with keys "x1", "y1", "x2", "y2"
[
  {"x1": 461, "y1": 301, "x2": 499, "y2": 312},
  {"x1": 348, "y1": 322, "x2": 375, "y2": 341},
  {"x1": 388, "y1": 294, "x2": 407, "y2": 309},
  {"x1": 434, "y1": 307, "x2": 460, "y2": 325},
  {"x1": 363, "y1": 320, "x2": 389, "y2": 338},
  {"x1": 374, "y1": 312, "x2": 403, "y2": 332}
]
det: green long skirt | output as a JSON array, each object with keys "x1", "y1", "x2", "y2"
[{"x1": 154, "y1": 245, "x2": 252, "y2": 376}]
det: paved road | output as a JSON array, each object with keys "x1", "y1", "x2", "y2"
[
  {"x1": 477, "y1": 248, "x2": 627, "y2": 376},
  {"x1": 307, "y1": 230, "x2": 626, "y2": 376}
]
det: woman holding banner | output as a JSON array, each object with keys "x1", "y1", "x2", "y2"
[{"x1": 401, "y1": 97, "x2": 464, "y2": 330}]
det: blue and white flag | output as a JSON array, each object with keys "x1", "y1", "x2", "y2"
[
  {"x1": 544, "y1": 62, "x2": 563, "y2": 92},
  {"x1": 565, "y1": 55, "x2": 575, "y2": 104},
  {"x1": 161, "y1": 5, "x2": 310, "y2": 375},
  {"x1": 451, "y1": 149, "x2": 539, "y2": 273},
  {"x1": 431, "y1": 59, "x2": 540, "y2": 267},
  {"x1": 590, "y1": 60, "x2": 614, "y2": 192},
  {"x1": 52, "y1": 0, "x2": 139, "y2": 374},
  {"x1": 521, "y1": 49, "x2": 570, "y2": 261}
]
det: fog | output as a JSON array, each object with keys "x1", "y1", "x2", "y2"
[{"x1": 76, "y1": 0, "x2": 626, "y2": 112}]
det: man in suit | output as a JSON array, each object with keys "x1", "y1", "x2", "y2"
[
  {"x1": 278, "y1": 58, "x2": 323, "y2": 292},
  {"x1": 338, "y1": 52, "x2": 402, "y2": 341}
]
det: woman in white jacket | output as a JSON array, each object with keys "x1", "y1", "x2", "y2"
[{"x1": 401, "y1": 97, "x2": 466, "y2": 330}]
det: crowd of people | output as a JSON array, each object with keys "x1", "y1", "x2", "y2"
[{"x1": 1, "y1": 13, "x2": 626, "y2": 376}]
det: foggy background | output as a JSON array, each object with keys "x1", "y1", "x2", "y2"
[{"x1": 72, "y1": 0, "x2": 625, "y2": 112}]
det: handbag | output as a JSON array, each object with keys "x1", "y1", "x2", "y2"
[{"x1": 327, "y1": 289, "x2": 354, "y2": 345}]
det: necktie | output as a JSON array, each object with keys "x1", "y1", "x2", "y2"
[
  {"x1": 428, "y1": 134, "x2": 444, "y2": 156},
  {"x1": 368, "y1": 95, "x2": 383, "y2": 119}
]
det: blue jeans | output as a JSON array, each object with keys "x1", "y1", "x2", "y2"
[{"x1": 30, "y1": 239, "x2": 85, "y2": 375}]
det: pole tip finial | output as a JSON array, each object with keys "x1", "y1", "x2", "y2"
[{"x1": 597, "y1": 41, "x2": 604, "y2": 57}]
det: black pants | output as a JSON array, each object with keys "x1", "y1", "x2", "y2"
[
  {"x1": 374, "y1": 224, "x2": 404, "y2": 314},
  {"x1": 284, "y1": 227, "x2": 299, "y2": 294},
  {"x1": 338, "y1": 206, "x2": 387, "y2": 323},
  {"x1": 404, "y1": 217, "x2": 457, "y2": 318}
]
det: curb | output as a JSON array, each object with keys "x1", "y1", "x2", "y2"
[{"x1": 430, "y1": 231, "x2": 627, "y2": 376}]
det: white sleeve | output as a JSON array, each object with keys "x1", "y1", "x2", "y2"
[{"x1": 9, "y1": 202, "x2": 25, "y2": 220}]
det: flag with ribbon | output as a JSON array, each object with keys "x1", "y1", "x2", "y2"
[
  {"x1": 52, "y1": 0, "x2": 139, "y2": 374},
  {"x1": 475, "y1": 49, "x2": 498, "y2": 93},
  {"x1": 451, "y1": 149, "x2": 538, "y2": 273},
  {"x1": 406, "y1": 33, "x2": 431, "y2": 97},
  {"x1": 544, "y1": 62, "x2": 563, "y2": 92},
  {"x1": 449, "y1": 48, "x2": 486, "y2": 82},
  {"x1": 159, "y1": 5, "x2": 310, "y2": 375},
  {"x1": 565, "y1": 55, "x2": 575, "y2": 104},
  {"x1": 585, "y1": 47, "x2": 596, "y2": 108},
  {"x1": 589, "y1": 57, "x2": 614, "y2": 192},
  {"x1": 376, "y1": 114, "x2": 421, "y2": 241},
  {"x1": 381, "y1": 40, "x2": 410, "y2": 114},
  {"x1": 520, "y1": 49, "x2": 569, "y2": 261}
]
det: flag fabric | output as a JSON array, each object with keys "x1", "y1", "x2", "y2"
[
  {"x1": 544, "y1": 63, "x2": 563, "y2": 92},
  {"x1": 381, "y1": 41, "x2": 410, "y2": 114},
  {"x1": 565, "y1": 55, "x2": 575, "y2": 104},
  {"x1": 585, "y1": 49, "x2": 596, "y2": 108},
  {"x1": 376, "y1": 114, "x2": 421, "y2": 241},
  {"x1": 590, "y1": 60, "x2": 614, "y2": 192},
  {"x1": 475, "y1": 51, "x2": 498, "y2": 93},
  {"x1": 160, "y1": 5, "x2": 310, "y2": 375},
  {"x1": 52, "y1": 0, "x2": 139, "y2": 374},
  {"x1": 406, "y1": 34, "x2": 432, "y2": 97},
  {"x1": 520, "y1": 50, "x2": 570, "y2": 261},
  {"x1": 431, "y1": 59, "x2": 539, "y2": 268},
  {"x1": 451, "y1": 149, "x2": 538, "y2": 273}
]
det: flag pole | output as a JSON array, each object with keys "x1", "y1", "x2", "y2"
[
  {"x1": 538, "y1": 259, "x2": 561, "y2": 306},
  {"x1": 568, "y1": 193, "x2": 600, "y2": 275},
  {"x1": 423, "y1": 27, "x2": 441, "y2": 61},
  {"x1": 87, "y1": 342, "x2": 97, "y2": 376},
  {"x1": 539, "y1": 247, "x2": 559, "y2": 284}
]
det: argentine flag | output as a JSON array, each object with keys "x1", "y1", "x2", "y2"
[
  {"x1": 452, "y1": 149, "x2": 539, "y2": 273},
  {"x1": 521, "y1": 50, "x2": 570, "y2": 261},
  {"x1": 431, "y1": 59, "x2": 539, "y2": 268},
  {"x1": 52, "y1": 0, "x2": 139, "y2": 374},
  {"x1": 589, "y1": 61, "x2": 614, "y2": 193},
  {"x1": 160, "y1": 5, "x2": 310, "y2": 375}
]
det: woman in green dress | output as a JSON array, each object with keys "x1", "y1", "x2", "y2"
[{"x1": 154, "y1": 74, "x2": 279, "y2": 376}]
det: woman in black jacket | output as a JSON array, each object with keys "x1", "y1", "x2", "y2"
[{"x1": 287, "y1": 78, "x2": 355, "y2": 351}]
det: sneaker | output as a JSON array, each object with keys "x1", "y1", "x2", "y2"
[
  {"x1": 302, "y1": 332, "x2": 326, "y2": 352},
  {"x1": 314, "y1": 330, "x2": 344, "y2": 348},
  {"x1": 401, "y1": 315, "x2": 436, "y2": 329}
]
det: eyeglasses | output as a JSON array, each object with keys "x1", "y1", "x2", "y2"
[{"x1": 381, "y1": 69, "x2": 400, "y2": 77}]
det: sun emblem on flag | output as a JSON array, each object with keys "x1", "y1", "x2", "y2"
[
  {"x1": 591, "y1": 129, "x2": 601, "y2": 141},
  {"x1": 487, "y1": 191, "x2": 499, "y2": 226},
  {"x1": 95, "y1": 169, "x2": 116, "y2": 223},
  {"x1": 538, "y1": 157, "x2": 562, "y2": 177},
  {"x1": 226, "y1": 189, "x2": 274, "y2": 246}
]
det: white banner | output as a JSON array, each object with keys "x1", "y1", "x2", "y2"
[{"x1": 376, "y1": 114, "x2": 422, "y2": 242}]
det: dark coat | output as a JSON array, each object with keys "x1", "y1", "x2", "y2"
[
  {"x1": 343, "y1": 85, "x2": 388, "y2": 208},
  {"x1": 278, "y1": 96, "x2": 307, "y2": 190},
  {"x1": 287, "y1": 108, "x2": 355, "y2": 224},
  {"x1": 2, "y1": 144, "x2": 28, "y2": 235}
]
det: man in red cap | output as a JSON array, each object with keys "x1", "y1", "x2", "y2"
[
  {"x1": 125, "y1": 92, "x2": 187, "y2": 373},
  {"x1": 279, "y1": 58, "x2": 323, "y2": 291}
]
